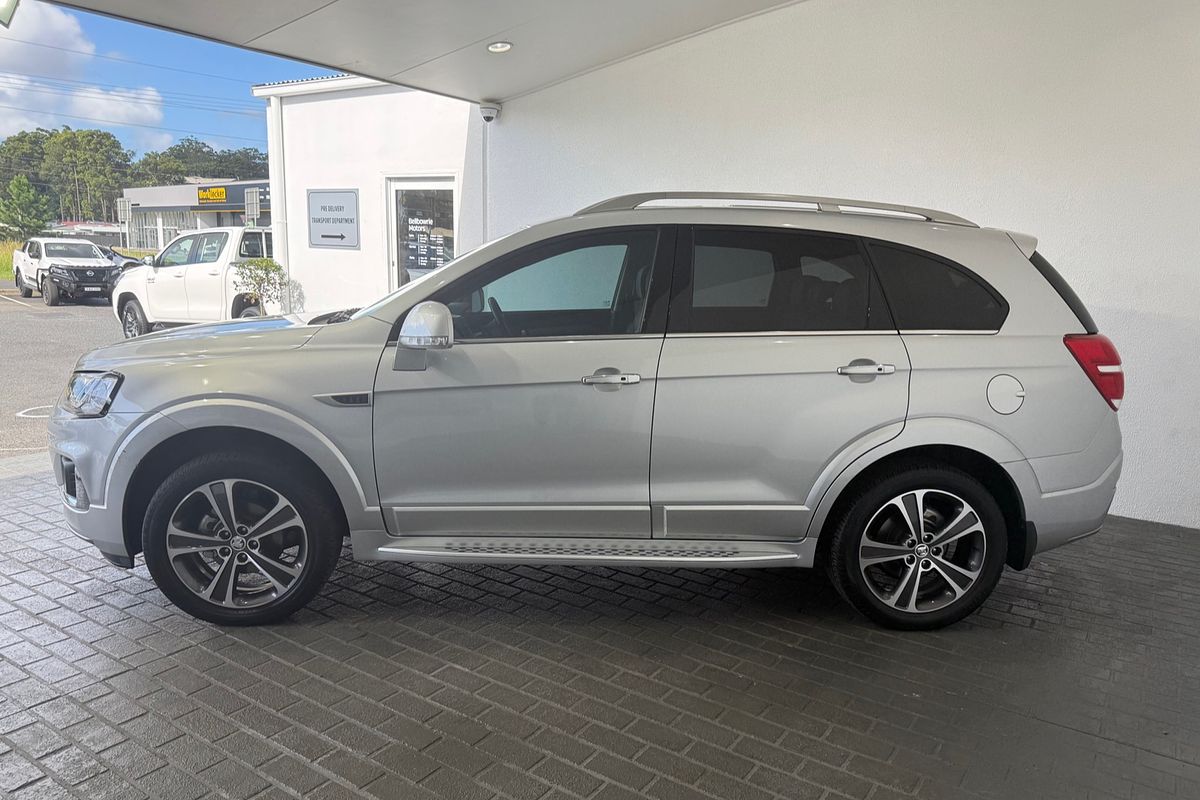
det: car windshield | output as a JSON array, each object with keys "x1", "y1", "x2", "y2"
[{"x1": 44, "y1": 242, "x2": 102, "y2": 259}]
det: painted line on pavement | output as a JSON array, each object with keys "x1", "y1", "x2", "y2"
[
  {"x1": 0, "y1": 294, "x2": 32, "y2": 307},
  {"x1": 16, "y1": 406, "x2": 53, "y2": 419}
]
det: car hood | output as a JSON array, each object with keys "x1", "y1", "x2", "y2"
[
  {"x1": 78, "y1": 315, "x2": 321, "y2": 370},
  {"x1": 47, "y1": 257, "x2": 114, "y2": 267}
]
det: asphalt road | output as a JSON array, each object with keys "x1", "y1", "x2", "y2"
[{"x1": 0, "y1": 294, "x2": 123, "y2": 453}]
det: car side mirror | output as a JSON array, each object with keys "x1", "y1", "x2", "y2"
[
  {"x1": 141, "y1": 255, "x2": 155, "y2": 266},
  {"x1": 399, "y1": 301, "x2": 454, "y2": 350}
]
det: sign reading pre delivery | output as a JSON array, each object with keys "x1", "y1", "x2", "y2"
[{"x1": 307, "y1": 189, "x2": 360, "y2": 248}]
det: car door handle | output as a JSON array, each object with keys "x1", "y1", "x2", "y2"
[
  {"x1": 581, "y1": 373, "x2": 640, "y2": 385},
  {"x1": 837, "y1": 363, "x2": 896, "y2": 376}
]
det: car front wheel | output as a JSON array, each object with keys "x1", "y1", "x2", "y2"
[
  {"x1": 826, "y1": 462, "x2": 1007, "y2": 630},
  {"x1": 142, "y1": 452, "x2": 342, "y2": 625},
  {"x1": 42, "y1": 278, "x2": 60, "y2": 306}
]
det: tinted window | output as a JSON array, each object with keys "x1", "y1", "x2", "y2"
[
  {"x1": 239, "y1": 232, "x2": 264, "y2": 258},
  {"x1": 1030, "y1": 251, "x2": 1096, "y2": 334},
  {"x1": 195, "y1": 233, "x2": 228, "y2": 264},
  {"x1": 435, "y1": 229, "x2": 659, "y2": 340},
  {"x1": 869, "y1": 244, "x2": 1008, "y2": 331},
  {"x1": 684, "y1": 228, "x2": 886, "y2": 332}
]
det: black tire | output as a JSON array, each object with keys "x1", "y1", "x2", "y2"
[
  {"x1": 142, "y1": 451, "x2": 343, "y2": 625},
  {"x1": 16, "y1": 270, "x2": 32, "y2": 298},
  {"x1": 120, "y1": 298, "x2": 148, "y2": 338},
  {"x1": 42, "y1": 278, "x2": 60, "y2": 306},
  {"x1": 238, "y1": 305, "x2": 261, "y2": 318},
  {"x1": 826, "y1": 461, "x2": 1007, "y2": 630}
]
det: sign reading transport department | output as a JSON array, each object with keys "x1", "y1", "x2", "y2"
[{"x1": 307, "y1": 189, "x2": 360, "y2": 249}]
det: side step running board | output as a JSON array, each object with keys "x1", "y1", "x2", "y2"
[{"x1": 367, "y1": 537, "x2": 809, "y2": 568}]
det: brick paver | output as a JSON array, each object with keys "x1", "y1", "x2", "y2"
[{"x1": 2, "y1": 452, "x2": 1199, "y2": 799}]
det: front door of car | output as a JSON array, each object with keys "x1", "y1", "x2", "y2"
[
  {"x1": 651, "y1": 226, "x2": 910, "y2": 540},
  {"x1": 372, "y1": 226, "x2": 674, "y2": 538},
  {"x1": 184, "y1": 232, "x2": 230, "y2": 321},
  {"x1": 147, "y1": 235, "x2": 195, "y2": 321}
]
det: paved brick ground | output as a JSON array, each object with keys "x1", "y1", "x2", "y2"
[{"x1": 2, "y1": 452, "x2": 1199, "y2": 800}]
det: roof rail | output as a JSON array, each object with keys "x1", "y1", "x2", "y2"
[{"x1": 575, "y1": 192, "x2": 977, "y2": 227}]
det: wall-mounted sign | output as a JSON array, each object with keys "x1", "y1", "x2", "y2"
[
  {"x1": 395, "y1": 188, "x2": 454, "y2": 278},
  {"x1": 197, "y1": 186, "x2": 227, "y2": 204},
  {"x1": 307, "y1": 189, "x2": 360, "y2": 249}
]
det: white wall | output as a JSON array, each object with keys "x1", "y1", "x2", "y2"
[
  {"x1": 485, "y1": 0, "x2": 1200, "y2": 527},
  {"x1": 273, "y1": 83, "x2": 474, "y2": 313}
]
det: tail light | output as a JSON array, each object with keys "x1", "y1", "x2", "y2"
[{"x1": 1064, "y1": 334, "x2": 1123, "y2": 410}]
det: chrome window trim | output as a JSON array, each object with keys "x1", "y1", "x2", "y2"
[{"x1": 898, "y1": 329, "x2": 1000, "y2": 336}]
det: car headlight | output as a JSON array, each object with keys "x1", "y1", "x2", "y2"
[
  {"x1": 63, "y1": 371, "x2": 123, "y2": 418},
  {"x1": 50, "y1": 264, "x2": 69, "y2": 276}
]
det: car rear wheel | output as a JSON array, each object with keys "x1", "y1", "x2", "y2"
[
  {"x1": 142, "y1": 452, "x2": 342, "y2": 625},
  {"x1": 42, "y1": 278, "x2": 60, "y2": 306},
  {"x1": 239, "y1": 305, "x2": 261, "y2": 318},
  {"x1": 121, "y1": 299, "x2": 148, "y2": 338},
  {"x1": 16, "y1": 270, "x2": 31, "y2": 298},
  {"x1": 826, "y1": 462, "x2": 1007, "y2": 630}
]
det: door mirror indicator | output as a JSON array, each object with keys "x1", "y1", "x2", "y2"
[{"x1": 399, "y1": 301, "x2": 454, "y2": 350}]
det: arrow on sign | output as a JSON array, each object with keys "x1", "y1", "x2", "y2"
[{"x1": 321, "y1": 233, "x2": 346, "y2": 241}]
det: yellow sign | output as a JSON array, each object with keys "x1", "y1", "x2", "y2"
[{"x1": 197, "y1": 186, "x2": 227, "y2": 204}]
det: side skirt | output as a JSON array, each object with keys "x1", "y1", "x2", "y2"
[{"x1": 350, "y1": 532, "x2": 816, "y2": 569}]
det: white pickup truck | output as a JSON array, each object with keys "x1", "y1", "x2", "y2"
[
  {"x1": 13, "y1": 238, "x2": 122, "y2": 305},
  {"x1": 111, "y1": 227, "x2": 275, "y2": 338}
]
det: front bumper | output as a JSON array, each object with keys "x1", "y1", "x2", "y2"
[
  {"x1": 49, "y1": 274, "x2": 113, "y2": 296},
  {"x1": 48, "y1": 407, "x2": 146, "y2": 566}
]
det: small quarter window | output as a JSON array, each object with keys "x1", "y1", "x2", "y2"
[{"x1": 868, "y1": 244, "x2": 1008, "y2": 331}]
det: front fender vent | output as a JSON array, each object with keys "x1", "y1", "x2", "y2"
[{"x1": 314, "y1": 392, "x2": 371, "y2": 407}]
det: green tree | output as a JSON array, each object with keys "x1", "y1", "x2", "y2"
[
  {"x1": 0, "y1": 128, "x2": 52, "y2": 191},
  {"x1": 0, "y1": 174, "x2": 53, "y2": 238},
  {"x1": 155, "y1": 136, "x2": 268, "y2": 181},
  {"x1": 40, "y1": 128, "x2": 132, "y2": 221},
  {"x1": 130, "y1": 151, "x2": 186, "y2": 186}
]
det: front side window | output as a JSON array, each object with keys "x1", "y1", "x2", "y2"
[
  {"x1": 434, "y1": 229, "x2": 659, "y2": 340},
  {"x1": 28, "y1": 241, "x2": 40, "y2": 258},
  {"x1": 868, "y1": 243, "x2": 1008, "y2": 331},
  {"x1": 159, "y1": 236, "x2": 196, "y2": 267},
  {"x1": 195, "y1": 233, "x2": 228, "y2": 264},
  {"x1": 682, "y1": 227, "x2": 887, "y2": 333}
]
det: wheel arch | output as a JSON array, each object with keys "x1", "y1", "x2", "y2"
[
  {"x1": 807, "y1": 422, "x2": 1034, "y2": 571},
  {"x1": 115, "y1": 286, "x2": 155, "y2": 323},
  {"x1": 121, "y1": 426, "x2": 351, "y2": 558},
  {"x1": 231, "y1": 293, "x2": 259, "y2": 318}
]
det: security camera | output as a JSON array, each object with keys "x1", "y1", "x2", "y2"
[{"x1": 479, "y1": 103, "x2": 501, "y2": 123}]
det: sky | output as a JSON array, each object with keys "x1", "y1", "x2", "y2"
[{"x1": 0, "y1": 0, "x2": 334, "y2": 154}]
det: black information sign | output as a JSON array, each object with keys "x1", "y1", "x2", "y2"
[{"x1": 396, "y1": 188, "x2": 454, "y2": 280}]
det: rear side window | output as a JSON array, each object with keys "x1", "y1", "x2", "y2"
[
  {"x1": 682, "y1": 228, "x2": 891, "y2": 333},
  {"x1": 868, "y1": 244, "x2": 1008, "y2": 331},
  {"x1": 1030, "y1": 251, "x2": 1097, "y2": 333}
]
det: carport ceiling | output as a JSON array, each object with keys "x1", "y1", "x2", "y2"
[{"x1": 55, "y1": 0, "x2": 800, "y2": 103}]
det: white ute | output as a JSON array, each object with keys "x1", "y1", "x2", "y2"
[
  {"x1": 112, "y1": 227, "x2": 275, "y2": 338},
  {"x1": 13, "y1": 238, "x2": 120, "y2": 305}
]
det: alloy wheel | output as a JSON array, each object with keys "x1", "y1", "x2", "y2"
[
  {"x1": 123, "y1": 307, "x2": 140, "y2": 338},
  {"x1": 857, "y1": 489, "x2": 987, "y2": 614},
  {"x1": 166, "y1": 479, "x2": 308, "y2": 608}
]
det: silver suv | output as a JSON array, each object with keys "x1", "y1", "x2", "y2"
[{"x1": 48, "y1": 193, "x2": 1123, "y2": 630}]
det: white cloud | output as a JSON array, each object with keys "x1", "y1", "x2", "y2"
[
  {"x1": 0, "y1": 1, "x2": 172, "y2": 152},
  {"x1": 69, "y1": 85, "x2": 164, "y2": 126}
]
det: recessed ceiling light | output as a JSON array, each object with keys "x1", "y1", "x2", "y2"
[{"x1": 487, "y1": 41, "x2": 513, "y2": 54}]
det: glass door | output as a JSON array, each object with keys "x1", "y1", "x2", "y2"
[{"x1": 386, "y1": 177, "x2": 455, "y2": 289}]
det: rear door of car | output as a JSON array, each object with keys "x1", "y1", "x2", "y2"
[{"x1": 650, "y1": 225, "x2": 910, "y2": 540}]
